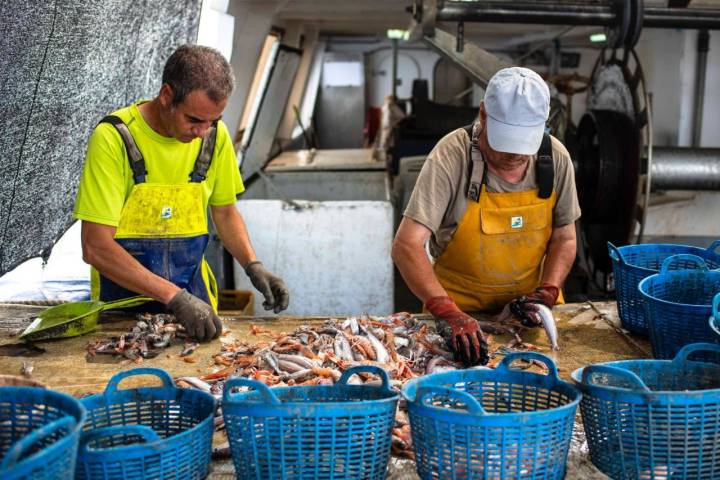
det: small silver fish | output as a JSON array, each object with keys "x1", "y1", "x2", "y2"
[
  {"x1": 524, "y1": 303, "x2": 559, "y2": 351},
  {"x1": 277, "y1": 353, "x2": 316, "y2": 370},
  {"x1": 361, "y1": 326, "x2": 390, "y2": 364},
  {"x1": 180, "y1": 342, "x2": 199, "y2": 357},
  {"x1": 333, "y1": 333, "x2": 355, "y2": 362},
  {"x1": 20, "y1": 361, "x2": 33, "y2": 378}
]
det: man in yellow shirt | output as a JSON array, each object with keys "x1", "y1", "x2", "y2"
[{"x1": 74, "y1": 45, "x2": 289, "y2": 342}]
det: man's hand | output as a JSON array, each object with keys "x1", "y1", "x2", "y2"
[
  {"x1": 245, "y1": 262, "x2": 290, "y2": 313},
  {"x1": 425, "y1": 296, "x2": 489, "y2": 367},
  {"x1": 167, "y1": 290, "x2": 222, "y2": 342},
  {"x1": 508, "y1": 283, "x2": 559, "y2": 327}
]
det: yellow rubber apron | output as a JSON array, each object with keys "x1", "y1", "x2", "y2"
[
  {"x1": 89, "y1": 115, "x2": 219, "y2": 312},
  {"x1": 434, "y1": 128, "x2": 563, "y2": 312}
]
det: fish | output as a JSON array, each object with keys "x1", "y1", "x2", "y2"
[
  {"x1": 180, "y1": 342, "x2": 199, "y2": 357},
  {"x1": 333, "y1": 333, "x2": 354, "y2": 361},
  {"x1": 176, "y1": 376, "x2": 213, "y2": 393},
  {"x1": 20, "y1": 361, "x2": 33, "y2": 377},
  {"x1": 361, "y1": 326, "x2": 390, "y2": 364},
  {"x1": 522, "y1": 303, "x2": 559, "y2": 351},
  {"x1": 277, "y1": 353, "x2": 316, "y2": 370}
]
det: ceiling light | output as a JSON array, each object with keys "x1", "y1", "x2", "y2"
[
  {"x1": 590, "y1": 33, "x2": 607, "y2": 43},
  {"x1": 387, "y1": 29, "x2": 409, "y2": 41}
]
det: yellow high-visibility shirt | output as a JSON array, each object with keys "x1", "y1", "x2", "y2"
[{"x1": 73, "y1": 101, "x2": 244, "y2": 227}]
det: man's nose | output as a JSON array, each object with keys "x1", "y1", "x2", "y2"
[{"x1": 192, "y1": 123, "x2": 211, "y2": 138}]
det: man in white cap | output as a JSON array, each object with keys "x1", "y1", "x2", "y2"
[{"x1": 392, "y1": 67, "x2": 580, "y2": 366}]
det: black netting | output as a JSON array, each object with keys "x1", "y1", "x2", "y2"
[{"x1": 0, "y1": 0, "x2": 202, "y2": 275}]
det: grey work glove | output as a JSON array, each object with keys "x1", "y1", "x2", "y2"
[
  {"x1": 245, "y1": 261, "x2": 290, "y2": 313},
  {"x1": 167, "y1": 289, "x2": 222, "y2": 342}
]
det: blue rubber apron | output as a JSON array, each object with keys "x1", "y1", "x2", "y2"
[{"x1": 89, "y1": 115, "x2": 219, "y2": 312}]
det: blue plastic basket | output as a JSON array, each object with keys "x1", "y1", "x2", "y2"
[
  {"x1": 608, "y1": 241, "x2": 720, "y2": 335},
  {"x1": 572, "y1": 343, "x2": 720, "y2": 480},
  {"x1": 76, "y1": 368, "x2": 216, "y2": 480},
  {"x1": 222, "y1": 365, "x2": 399, "y2": 480},
  {"x1": 0, "y1": 386, "x2": 86, "y2": 480},
  {"x1": 402, "y1": 352, "x2": 581, "y2": 480},
  {"x1": 711, "y1": 293, "x2": 720, "y2": 339},
  {"x1": 638, "y1": 254, "x2": 720, "y2": 359}
]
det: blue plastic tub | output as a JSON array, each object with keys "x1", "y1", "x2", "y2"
[
  {"x1": 711, "y1": 293, "x2": 720, "y2": 339},
  {"x1": 223, "y1": 365, "x2": 399, "y2": 480},
  {"x1": 0, "y1": 386, "x2": 86, "y2": 480},
  {"x1": 403, "y1": 352, "x2": 581, "y2": 480},
  {"x1": 608, "y1": 241, "x2": 720, "y2": 335},
  {"x1": 76, "y1": 368, "x2": 216, "y2": 480},
  {"x1": 572, "y1": 343, "x2": 720, "y2": 480},
  {"x1": 638, "y1": 254, "x2": 720, "y2": 359}
]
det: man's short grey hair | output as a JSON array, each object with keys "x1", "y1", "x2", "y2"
[{"x1": 162, "y1": 44, "x2": 235, "y2": 106}]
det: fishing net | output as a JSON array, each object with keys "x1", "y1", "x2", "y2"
[{"x1": 0, "y1": 0, "x2": 202, "y2": 276}]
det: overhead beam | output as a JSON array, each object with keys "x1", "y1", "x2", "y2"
[
  {"x1": 435, "y1": 1, "x2": 720, "y2": 30},
  {"x1": 422, "y1": 28, "x2": 512, "y2": 88}
]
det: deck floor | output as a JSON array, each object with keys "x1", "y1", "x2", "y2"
[{"x1": 0, "y1": 301, "x2": 648, "y2": 479}]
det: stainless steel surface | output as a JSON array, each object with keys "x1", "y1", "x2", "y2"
[
  {"x1": 422, "y1": 28, "x2": 511, "y2": 88},
  {"x1": 435, "y1": 1, "x2": 720, "y2": 30},
  {"x1": 315, "y1": 52, "x2": 365, "y2": 149},
  {"x1": 242, "y1": 170, "x2": 391, "y2": 202},
  {"x1": 239, "y1": 45, "x2": 302, "y2": 181},
  {"x1": 267, "y1": 149, "x2": 383, "y2": 171},
  {"x1": 652, "y1": 147, "x2": 720, "y2": 190}
]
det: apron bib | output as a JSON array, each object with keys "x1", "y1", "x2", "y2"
[
  {"x1": 90, "y1": 115, "x2": 219, "y2": 312},
  {"x1": 434, "y1": 126, "x2": 563, "y2": 312}
]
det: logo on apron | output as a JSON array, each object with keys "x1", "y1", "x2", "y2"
[
  {"x1": 161, "y1": 206, "x2": 173, "y2": 220},
  {"x1": 510, "y1": 216, "x2": 523, "y2": 229}
]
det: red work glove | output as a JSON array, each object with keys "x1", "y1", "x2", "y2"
[
  {"x1": 425, "y1": 296, "x2": 489, "y2": 367},
  {"x1": 509, "y1": 283, "x2": 559, "y2": 327}
]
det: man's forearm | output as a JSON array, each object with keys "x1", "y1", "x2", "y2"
[
  {"x1": 541, "y1": 225, "x2": 577, "y2": 288},
  {"x1": 81, "y1": 224, "x2": 180, "y2": 304},
  {"x1": 392, "y1": 241, "x2": 447, "y2": 304},
  {"x1": 210, "y1": 204, "x2": 257, "y2": 268}
]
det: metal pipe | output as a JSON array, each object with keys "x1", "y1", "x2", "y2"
[
  {"x1": 391, "y1": 38, "x2": 398, "y2": 97},
  {"x1": 692, "y1": 30, "x2": 709, "y2": 147},
  {"x1": 651, "y1": 147, "x2": 720, "y2": 190},
  {"x1": 436, "y1": 2, "x2": 720, "y2": 30}
]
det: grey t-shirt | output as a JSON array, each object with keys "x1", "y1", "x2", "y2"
[{"x1": 404, "y1": 125, "x2": 581, "y2": 258}]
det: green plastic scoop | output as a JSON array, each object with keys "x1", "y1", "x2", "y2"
[{"x1": 20, "y1": 296, "x2": 152, "y2": 342}]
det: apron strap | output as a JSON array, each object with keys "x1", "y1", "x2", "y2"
[
  {"x1": 190, "y1": 123, "x2": 218, "y2": 183},
  {"x1": 464, "y1": 126, "x2": 555, "y2": 201},
  {"x1": 99, "y1": 115, "x2": 147, "y2": 184},
  {"x1": 536, "y1": 133, "x2": 554, "y2": 199},
  {"x1": 463, "y1": 124, "x2": 483, "y2": 202}
]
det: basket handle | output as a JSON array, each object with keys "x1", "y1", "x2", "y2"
[
  {"x1": 104, "y1": 367, "x2": 175, "y2": 394},
  {"x1": 78, "y1": 425, "x2": 160, "y2": 456},
  {"x1": 496, "y1": 352, "x2": 560, "y2": 381},
  {"x1": 660, "y1": 254, "x2": 708, "y2": 274},
  {"x1": 222, "y1": 377, "x2": 281, "y2": 405},
  {"x1": 673, "y1": 343, "x2": 720, "y2": 364},
  {"x1": 581, "y1": 365, "x2": 651, "y2": 392},
  {"x1": 337, "y1": 365, "x2": 391, "y2": 391},
  {"x1": 415, "y1": 386, "x2": 486, "y2": 415},
  {"x1": 0, "y1": 416, "x2": 76, "y2": 470},
  {"x1": 707, "y1": 240, "x2": 720, "y2": 255},
  {"x1": 607, "y1": 242, "x2": 624, "y2": 265}
]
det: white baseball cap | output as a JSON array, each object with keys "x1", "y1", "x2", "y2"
[{"x1": 483, "y1": 67, "x2": 550, "y2": 155}]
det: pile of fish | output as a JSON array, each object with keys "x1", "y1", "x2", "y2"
[
  {"x1": 172, "y1": 313, "x2": 461, "y2": 459},
  {"x1": 85, "y1": 313, "x2": 199, "y2": 364},
  {"x1": 85, "y1": 308, "x2": 558, "y2": 459}
]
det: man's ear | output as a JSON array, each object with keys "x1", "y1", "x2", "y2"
[
  {"x1": 158, "y1": 84, "x2": 174, "y2": 108},
  {"x1": 478, "y1": 101, "x2": 487, "y2": 128}
]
